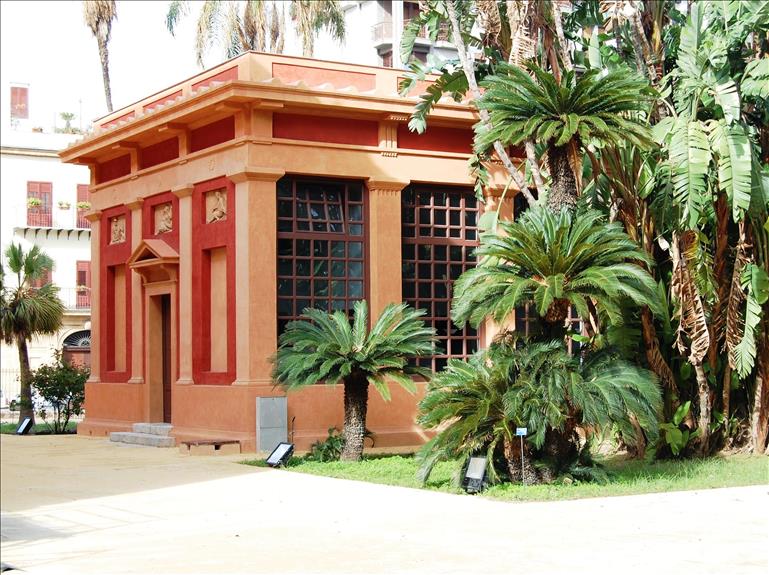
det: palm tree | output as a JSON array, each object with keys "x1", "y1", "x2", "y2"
[
  {"x1": 83, "y1": 1, "x2": 117, "y2": 113},
  {"x1": 418, "y1": 340, "x2": 661, "y2": 484},
  {"x1": 289, "y1": 0, "x2": 345, "y2": 57},
  {"x1": 166, "y1": 0, "x2": 344, "y2": 67},
  {"x1": 272, "y1": 301, "x2": 435, "y2": 461},
  {"x1": 452, "y1": 207, "x2": 661, "y2": 335},
  {"x1": 0, "y1": 244, "x2": 64, "y2": 426},
  {"x1": 475, "y1": 63, "x2": 654, "y2": 212}
]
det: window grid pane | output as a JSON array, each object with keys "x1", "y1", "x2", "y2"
[
  {"x1": 402, "y1": 186, "x2": 479, "y2": 371},
  {"x1": 277, "y1": 178, "x2": 366, "y2": 336}
]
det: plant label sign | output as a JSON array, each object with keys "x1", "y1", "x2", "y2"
[{"x1": 516, "y1": 427, "x2": 527, "y2": 436}]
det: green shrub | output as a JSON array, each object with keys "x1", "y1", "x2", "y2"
[
  {"x1": 306, "y1": 427, "x2": 376, "y2": 462},
  {"x1": 30, "y1": 350, "x2": 88, "y2": 434}
]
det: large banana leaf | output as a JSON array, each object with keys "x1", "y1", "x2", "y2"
[
  {"x1": 708, "y1": 119, "x2": 753, "y2": 220},
  {"x1": 669, "y1": 116, "x2": 712, "y2": 228}
]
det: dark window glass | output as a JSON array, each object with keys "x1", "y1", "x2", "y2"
[
  {"x1": 276, "y1": 178, "x2": 367, "y2": 336},
  {"x1": 402, "y1": 186, "x2": 480, "y2": 371}
]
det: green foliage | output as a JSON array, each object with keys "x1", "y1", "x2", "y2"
[
  {"x1": 474, "y1": 63, "x2": 654, "y2": 154},
  {"x1": 657, "y1": 401, "x2": 701, "y2": 457},
  {"x1": 731, "y1": 263, "x2": 769, "y2": 378},
  {"x1": 272, "y1": 300, "x2": 435, "y2": 400},
  {"x1": 306, "y1": 426, "x2": 375, "y2": 462},
  {"x1": 452, "y1": 207, "x2": 660, "y2": 330},
  {"x1": 417, "y1": 340, "x2": 661, "y2": 484},
  {"x1": 30, "y1": 350, "x2": 88, "y2": 434}
]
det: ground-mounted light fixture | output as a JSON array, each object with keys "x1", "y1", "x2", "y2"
[
  {"x1": 265, "y1": 442, "x2": 294, "y2": 467},
  {"x1": 462, "y1": 456, "x2": 488, "y2": 494},
  {"x1": 16, "y1": 417, "x2": 33, "y2": 435}
]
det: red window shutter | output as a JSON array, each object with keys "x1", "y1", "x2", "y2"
[
  {"x1": 77, "y1": 184, "x2": 89, "y2": 203},
  {"x1": 27, "y1": 181, "x2": 53, "y2": 227},
  {"x1": 11, "y1": 86, "x2": 29, "y2": 119},
  {"x1": 76, "y1": 261, "x2": 91, "y2": 308},
  {"x1": 30, "y1": 269, "x2": 52, "y2": 289}
]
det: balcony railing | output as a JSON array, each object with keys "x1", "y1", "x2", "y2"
[
  {"x1": 56, "y1": 287, "x2": 91, "y2": 311},
  {"x1": 25, "y1": 208, "x2": 91, "y2": 229},
  {"x1": 27, "y1": 208, "x2": 52, "y2": 227},
  {"x1": 372, "y1": 20, "x2": 450, "y2": 44}
]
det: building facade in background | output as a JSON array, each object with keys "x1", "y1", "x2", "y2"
[
  {"x1": 60, "y1": 52, "x2": 518, "y2": 451},
  {"x1": 0, "y1": 89, "x2": 92, "y2": 405}
]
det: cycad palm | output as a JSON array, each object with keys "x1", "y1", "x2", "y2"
[
  {"x1": 452, "y1": 207, "x2": 660, "y2": 332},
  {"x1": 418, "y1": 341, "x2": 661, "y2": 484},
  {"x1": 0, "y1": 244, "x2": 64, "y2": 426},
  {"x1": 475, "y1": 63, "x2": 653, "y2": 212},
  {"x1": 272, "y1": 300, "x2": 435, "y2": 461}
]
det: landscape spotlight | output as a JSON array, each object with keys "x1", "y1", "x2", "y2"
[
  {"x1": 16, "y1": 417, "x2": 33, "y2": 436},
  {"x1": 463, "y1": 456, "x2": 488, "y2": 494},
  {"x1": 265, "y1": 442, "x2": 294, "y2": 467}
]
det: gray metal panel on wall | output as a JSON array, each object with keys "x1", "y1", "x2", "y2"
[{"x1": 256, "y1": 396, "x2": 288, "y2": 452}]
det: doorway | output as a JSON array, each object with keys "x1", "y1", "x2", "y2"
[{"x1": 161, "y1": 294, "x2": 172, "y2": 423}]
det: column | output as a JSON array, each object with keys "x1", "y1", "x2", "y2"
[
  {"x1": 125, "y1": 199, "x2": 144, "y2": 384},
  {"x1": 85, "y1": 211, "x2": 102, "y2": 383},
  {"x1": 367, "y1": 180, "x2": 409, "y2": 321},
  {"x1": 228, "y1": 167, "x2": 285, "y2": 385},
  {"x1": 172, "y1": 184, "x2": 194, "y2": 385},
  {"x1": 392, "y1": 1, "x2": 404, "y2": 69}
]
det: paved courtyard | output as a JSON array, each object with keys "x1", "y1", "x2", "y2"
[{"x1": 1, "y1": 434, "x2": 767, "y2": 574}]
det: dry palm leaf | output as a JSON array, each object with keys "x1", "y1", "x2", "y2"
[{"x1": 671, "y1": 231, "x2": 710, "y2": 365}]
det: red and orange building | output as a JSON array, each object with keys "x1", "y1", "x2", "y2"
[{"x1": 60, "y1": 52, "x2": 518, "y2": 451}]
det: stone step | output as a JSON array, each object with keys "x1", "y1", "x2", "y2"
[
  {"x1": 110, "y1": 432, "x2": 176, "y2": 448},
  {"x1": 132, "y1": 423, "x2": 173, "y2": 436}
]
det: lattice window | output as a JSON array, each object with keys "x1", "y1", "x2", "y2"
[
  {"x1": 277, "y1": 178, "x2": 366, "y2": 336},
  {"x1": 402, "y1": 186, "x2": 480, "y2": 371}
]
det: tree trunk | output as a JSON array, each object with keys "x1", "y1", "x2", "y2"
[
  {"x1": 17, "y1": 337, "x2": 35, "y2": 427},
  {"x1": 546, "y1": 145, "x2": 578, "y2": 213},
  {"x1": 340, "y1": 376, "x2": 369, "y2": 461},
  {"x1": 694, "y1": 362, "x2": 711, "y2": 456},
  {"x1": 98, "y1": 38, "x2": 113, "y2": 112},
  {"x1": 503, "y1": 436, "x2": 539, "y2": 483},
  {"x1": 640, "y1": 308, "x2": 677, "y2": 405},
  {"x1": 444, "y1": 0, "x2": 537, "y2": 208},
  {"x1": 749, "y1": 318, "x2": 769, "y2": 453}
]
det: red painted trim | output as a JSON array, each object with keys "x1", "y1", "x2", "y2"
[
  {"x1": 141, "y1": 191, "x2": 180, "y2": 251},
  {"x1": 140, "y1": 137, "x2": 179, "y2": 170},
  {"x1": 191, "y1": 66, "x2": 238, "y2": 91},
  {"x1": 97, "y1": 155, "x2": 131, "y2": 184},
  {"x1": 191, "y1": 176, "x2": 236, "y2": 385},
  {"x1": 100, "y1": 205, "x2": 132, "y2": 383},
  {"x1": 100, "y1": 111, "x2": 135, "y2": 129},
  {"x1": 190, "y1": 116, "x2": 235, "y2": 153},
  {"x1": 143, "y1": 90, "x2": 183, "y2": 113},
  {"x1": 272, "y1": 63, "x2": 375, "y2": 91},
  {"x1": 273, "y1": 113, "x2": 379, "y2": 147},
  {"x1": 397, "y1": 125, "x2": 473, "y2": 154}
]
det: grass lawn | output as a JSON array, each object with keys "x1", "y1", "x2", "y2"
[
  {"x1": 242, "y1": 453, "x2": 768, "y2": 502},
  {"x1": 0, "y1": 421, "x2": 78, "y2": 435}
]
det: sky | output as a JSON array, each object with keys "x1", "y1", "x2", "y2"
[{"x1": 0, "y1": 0, "x2": 223, "y2": 130}]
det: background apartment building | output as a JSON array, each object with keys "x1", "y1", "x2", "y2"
[{"x1": 0, "y1": 83, "x2": 92, "y2": 406}]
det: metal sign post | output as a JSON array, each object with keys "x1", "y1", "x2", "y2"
[{"x1": 516, "y1": 427, "x2": 527, "y2": 485}]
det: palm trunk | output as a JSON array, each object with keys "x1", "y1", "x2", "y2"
[
  {"x1": 340, "y1": 376, "x2": 369, "y2": 461},
  {"x1": 546, "y1": 145, "x2": 578, "y2": 213},
  {"x1": 694, "y1": 362, "x2": 711, "y2": 456},
  {"x1": 98, "y1": 38, "x2": 113, "y2": 112},
  {"x1": 503, "y1": 435, "x2": 538, "y2": 483},
  {"x1": 17, "y1": 337, "x2": 35, "y2": 427},
  {"x1": 640, "y1": 308, "x2": 677, "y2": 409}
]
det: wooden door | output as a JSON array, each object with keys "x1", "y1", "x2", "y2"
[{"x1": 161, "y1": 294, "x2": 172, "y2": 423}]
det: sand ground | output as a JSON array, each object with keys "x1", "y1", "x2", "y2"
[{"x1": 1, "y1": 434, "x2": 767, "y2": 574}]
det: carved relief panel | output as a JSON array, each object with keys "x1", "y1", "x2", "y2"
[
  {"x1": 205, "y1": 189, "x2": 227, "y2": 223},
  {"x1": 154, "y1": 202, "x2": 173, "y2": 234},
  {"x1": 110, "y1": 215, "x2": 126, "y2": 244}
]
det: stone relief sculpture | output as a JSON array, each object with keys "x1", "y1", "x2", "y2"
[
  {"x1": 110, "y1": 216, "x2": 126, "y2": 244},
  {"x1": 155, "y1": 203, "x2": 173, "y2": 234},
  {"x1": 207, "y1": 190, "x2": 227, "y2": 223}
]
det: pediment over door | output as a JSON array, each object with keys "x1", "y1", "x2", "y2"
[{"x1": 127, "y1": 239, "x2": 179, "y2": 284}]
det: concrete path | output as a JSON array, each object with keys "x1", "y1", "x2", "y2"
[{"x1": 1, "y1": 435, "x2": 767, "y2": 574}]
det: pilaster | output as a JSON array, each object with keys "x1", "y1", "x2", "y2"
[
  {"x1": 85, "y1": 211, "x2": 102, "y2": 383},
  {"x1": 125, "y1": 198, "x2": 144, "y2": 384},
  {"x1": 172, "y1": 184, "x2": 194, "y2": 385},
  {"x1": 367, "y1": 179, "x2": 409, "y2": 321},
  {"x1": 228, "y1": 167, "x2": 286, "y2": 386}
]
